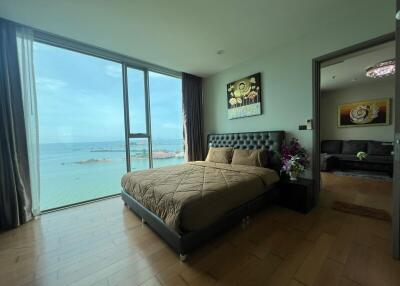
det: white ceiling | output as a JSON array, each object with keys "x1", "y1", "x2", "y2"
[
  {"x1": 321, "y1": 41, "x2": 395, "y2": 91},
  {"x1": 0, "y1": 0, "x2": 394, "y2": 77}
]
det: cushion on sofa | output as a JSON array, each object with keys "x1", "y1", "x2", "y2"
[
  {"x1": 342, "y1": 140, "x2": 368, "y2": 155},
  {"x1": 367, "y1": 141, "x2": 393, "y2": 156},
  {"x1": 321, "y1": 140, "x2": 342, "y2": 154},
  {"x1": 364, "y1": 155, "x2": 393, "y2": 164},
  {"x1": 333, "y1": 154, "x2": 358, "y2": 161}
]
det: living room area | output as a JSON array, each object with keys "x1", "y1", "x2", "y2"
[{"x1": 319, "y1": 39, "x2": 394, "y2": 220}]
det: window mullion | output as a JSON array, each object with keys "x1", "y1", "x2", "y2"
[
  {"x1": 122, "y1": 63, "x2": 131, "y2": 173},
  {"x1": 144, "y1": 69, "x2": 153, "y2": 168}
]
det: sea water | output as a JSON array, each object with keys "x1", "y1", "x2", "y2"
[{"x1": 39, "y1": 139, "x2": 184, "y2": 210}]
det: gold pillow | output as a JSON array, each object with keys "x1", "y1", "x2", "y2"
[
  {"x1": 205, "y1": 147, "x2": 234, "y2": 164},
  {"x1": 231, "y1": 149, "x2": 268, "y2": 167}
]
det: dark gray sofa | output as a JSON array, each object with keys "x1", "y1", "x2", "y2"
[{"x1": 320, "y1": 140, "x2": 393, "y2": 176}]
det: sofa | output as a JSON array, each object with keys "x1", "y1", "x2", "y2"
[{"x1": 320, "y1": 140, "x2": 393, "y2": 176}]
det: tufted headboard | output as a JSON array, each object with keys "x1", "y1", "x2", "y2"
[{"x1": 207, "y1": 131, "x2": 285, "y2": 171}]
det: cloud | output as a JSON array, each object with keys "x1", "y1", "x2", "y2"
[
  {"x1": 36, "y1": 77, "x2": 67, "y2": 91},
  {"x1": 105, "y1": 65, "x2": 122, "y2": 78}
]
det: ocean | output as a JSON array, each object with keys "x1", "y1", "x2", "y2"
[{"x1": 39, "y1": 139, "x2": 184, "y2": 210}]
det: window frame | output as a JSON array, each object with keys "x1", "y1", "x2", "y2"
[
  {"x1": 124, "y1": 65, "x2": 153, "y2": 170},
  {"x1": 33, "y1": 28, "x2": 182, "y2": 173}
]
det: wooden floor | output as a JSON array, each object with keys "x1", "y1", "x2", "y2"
[
  {"x1": 0, "y1": 174, "x2": 399, "y2": 286},
  {"x1": 320, "y1": 172, "x2": 393, "y2": 215}
]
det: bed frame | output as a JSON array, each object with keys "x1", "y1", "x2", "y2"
[{"x1": 121, "y1": 130, "x2": 285, "y2": 261}]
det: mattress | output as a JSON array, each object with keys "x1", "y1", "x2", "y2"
[{"x1": 121, "y1": 161, "x2": 279, "y2": 233}]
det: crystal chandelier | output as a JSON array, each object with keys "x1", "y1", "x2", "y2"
[{"x1": 366, "y1": 59, "x2": 395, "y2": 78}]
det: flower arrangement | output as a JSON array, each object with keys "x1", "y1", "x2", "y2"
[
  {"x1": 281, "y1": 138, "x2": 309, "y2": 181},
  {"x1": 356, "y1": 151, "x2": 367, "y2": 160}
]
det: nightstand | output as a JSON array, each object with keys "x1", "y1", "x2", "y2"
[{"x1": 279, "y1": 178, "x2": 316, "y2": 213}]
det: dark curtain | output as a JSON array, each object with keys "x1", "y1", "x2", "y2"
[
  {"x1": 182, "y1": 73, "x2": 204, "y2": 161},
  {"x1": 0, "y1": 19, "x2": 32, "y2": 230}
]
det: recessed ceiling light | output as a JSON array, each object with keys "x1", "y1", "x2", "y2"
[{"x1": 217, "y1": 49, "x2": 225, "y2": 55}]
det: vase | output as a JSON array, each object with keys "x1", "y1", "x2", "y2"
[{"x1": 289, "y1": 171, "x2": 298, "y2": 181}]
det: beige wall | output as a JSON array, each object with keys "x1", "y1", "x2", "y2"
[
  {"x1": 203, "y1": 1, "x2": 395, "y2": 178},
  {"x1": 321, "y1": 78, "x2": 395, "y2": 142}
]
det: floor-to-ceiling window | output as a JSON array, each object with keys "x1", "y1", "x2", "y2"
[
  {"x1": 33, "y1": 38, "x2": 183, "y2": 211},
  {"x1": 149, "y1": 71, "x2": 184, "y2": 168},
  {"x1": 124, "y1": 68, "x2": 183, "y2": 171},
  {"x1": 34, "y1": 42, "x2": 126, "y2": 210}
]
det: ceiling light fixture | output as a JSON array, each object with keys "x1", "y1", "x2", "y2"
[{"x1": 366, "y1": 59, "x2": 395, "y2": 78}]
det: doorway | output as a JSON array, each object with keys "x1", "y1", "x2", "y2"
[{"x1": 312, "y1": 33, "x2": 399, "y2": 258}]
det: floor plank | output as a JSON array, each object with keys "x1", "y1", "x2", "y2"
[
  {"x1": 343, "y1": 242, "x2": 400, "y2": 286},
  {"x1": 312, "y1": 258, "x2": 343, "y2": 286},
  {"x1": 294, "y1": 233, "x2": 335, "y2": 285}
]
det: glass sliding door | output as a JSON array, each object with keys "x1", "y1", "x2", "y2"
[
  {"x1": 33, "y1": 42, "x2": 126, "y2": 210},
  {"x1": 149, "y1": 72, "x2": 184, "y2": 168}
]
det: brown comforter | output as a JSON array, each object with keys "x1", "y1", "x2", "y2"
[{"x1": 121, "y1": 161, "x2": 279, "y2": 233}]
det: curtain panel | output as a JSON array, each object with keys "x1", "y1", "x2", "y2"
[
  {"x1": 17, "y1": 27, "x2": 40, "y2": 216},
  {"x1": 0, "y1": 19, "x2": 33, "y2": 230},
  {"x1": 182, "y1": 73, "x2": 204, "y2": 161}
]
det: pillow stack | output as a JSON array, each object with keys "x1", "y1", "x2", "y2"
[{"x1": 205, "y1": 147, "x2": 268, "y2": 167}]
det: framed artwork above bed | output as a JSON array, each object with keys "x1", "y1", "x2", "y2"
[{"x1": 227, "y1": 73, "x2": 262, "y2": 119}]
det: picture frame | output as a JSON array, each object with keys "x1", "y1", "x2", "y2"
[
  {"x1": 227, "y1": 73, "x2": 262, "y2": 119},
  {"x1": 337, "y1": 98, "x2": 390, "y2": 127}
]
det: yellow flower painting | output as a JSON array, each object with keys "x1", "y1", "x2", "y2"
[
  {"x1": 227, "y1": 73, "x2": 262, "y2": 119},
  {"x1": 337, "y1": 98, "x2": 390, "y2": 127}
]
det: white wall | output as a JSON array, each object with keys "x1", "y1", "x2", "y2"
[
  {"x1": 321, "y1": 78, "x2": 395, "y2": 141},
  {"x1": 203, "y1": 1, "x2": 395, "y2": 178}
]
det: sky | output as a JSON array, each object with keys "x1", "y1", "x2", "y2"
[{"x1": 33, "y1": 42, "x2": 183, "y2": 144}]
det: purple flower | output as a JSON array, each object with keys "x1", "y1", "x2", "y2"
[{"x1": 281, "y1": 138, "x2": 309, "y2": 175}]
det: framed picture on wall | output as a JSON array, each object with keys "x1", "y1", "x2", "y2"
[
  {"x1": 337, "y1": 98, "x2": 390, "y2": 127},
  {"x1": 227, "y1": 73, "x2": 262, "y2": 119}
]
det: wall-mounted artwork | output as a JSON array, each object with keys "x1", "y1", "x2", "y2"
[
  {"x1": 338, "y1": 98, "x2": 390, "y2": 127},
  {"x1": 227, "y1": 73, "x2": 262, "y2": 119}
]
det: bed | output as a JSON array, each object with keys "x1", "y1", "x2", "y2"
[{"x1": 121, "y1": 131, "x2": 285, "y2": 260}]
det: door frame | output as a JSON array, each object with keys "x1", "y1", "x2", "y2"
[
  {"x1": 394, "y1": 0, "x2": 400, "y2": 259},
  {"x1": 311, "y1": 32, "x2": 398, "y2": 258}
]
